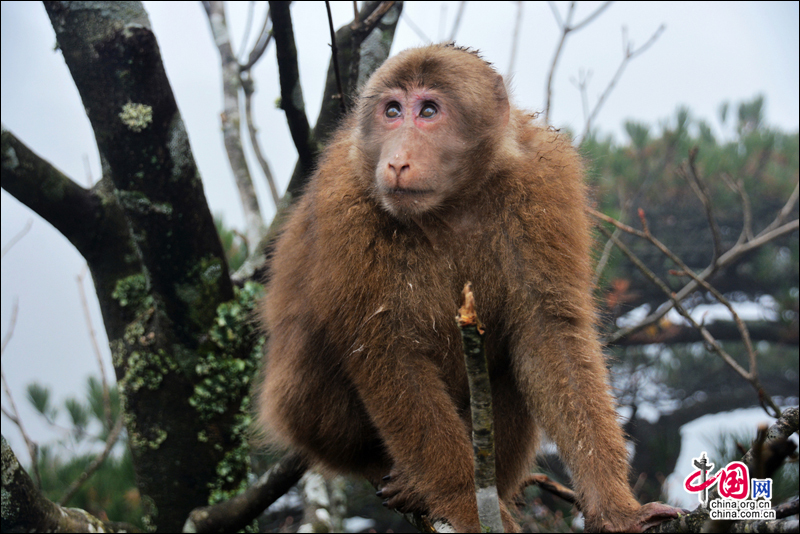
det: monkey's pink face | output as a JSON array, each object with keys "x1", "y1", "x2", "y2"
[{"x1": 369, "y1": 88, "x2": 466, "y2": 218}]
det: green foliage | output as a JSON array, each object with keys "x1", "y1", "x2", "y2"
[
  {"x1": 713, "y1": 431, "x2": 798, "y2": 505},
  {"x1": 214, "y1": 215, "x2": 248, "y2": 272},
  {"x1": 584, "y1": 95, "x2": 798, "y2": 314},
  {"x1": 26, "y1": 382, "x2": 56, "y2": 421},
  {"x1": 25, "y1": 376, "x2": 144, "y2": 529}
]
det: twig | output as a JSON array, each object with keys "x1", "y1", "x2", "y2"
[
  {"x1": 242, "y1": 72, "x2": 280, "y2": 208},
  {"x1": 203, "y1": 1, "x2": 265, "y2": 252},
  {"x1": 579, "y1": 24, "x2": 665, "y2": 139},
  {"x1": 591, "y1": 209, "x2": 785, "y2": 416},
  {"x1": 506, "y1": 2, "x2": 523, "y2": 79},
  {"x1": 519, "y1": 473, "x2": 577, "y2": 505},
  {"x1": 720, "y1": 173, "x2": 754, "y2": 245},
  {"x1": 597, "y1": 205, "x2": 798, "y2": 346},
  {"x1": 1, "y1": 298, "x2": 41, "y2": 486},
  {"x1": 1, "y1": 219, "x2": 33, "y2": 259},
  {"x1": 237, "y1": 0, "x2": 256, "y2": 64},
  {"x1": 544, "y1": 1, "x2": 613, "y2": 124},
  {"x1": 241, "y1": 6, "x2": 272, "y2": 71},
  {"x1": 402, "y1": 12, "x2": 431, "y2": 43},
  {"x1": 678, "y1": 147, "x2": 723, "y2": 263},
  {"x1": 269, "y1": 1, "x2": 316, "y2": 167},
  {"x1": 326, "y1": 1, "x2": 347, "y2": 114},
  {"x1": 448, "y1": 1, "x2": 467, "y2": 42},
  {"x1": 77, "y1": 266, "x2": 112, "y2": 430},
  {"x1": 761, "y1": 179, "x2": 799, "y2": 235},
  {"x1": 58, "y1": 415, "x2": 125, "y2": 505}
]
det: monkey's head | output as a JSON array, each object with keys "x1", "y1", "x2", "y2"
[{"x1": 355, "y1": 44, "x2": 510, "y2": 219}]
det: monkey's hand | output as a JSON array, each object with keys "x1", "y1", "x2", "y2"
[
  {"x1": 598, "y1": 502, "x2": 684, "y2": 533},
  {"x1": 375, "y1": 468, "x2": 426, "y2": 514}
]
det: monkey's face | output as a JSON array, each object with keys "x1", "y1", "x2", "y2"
[
  {"x1": 356, "y1": 45, "x2": 511, "y2": 220},
  {"x1": 365, "y1": 86, "x2": 467, "y2": 218}
]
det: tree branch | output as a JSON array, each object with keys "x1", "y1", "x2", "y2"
[{"x1": 2, "y1": 435, "x2": 140, "y2": 532}]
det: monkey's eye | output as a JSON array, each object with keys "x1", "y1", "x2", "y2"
[
  {"x1": 420, "y1": 103, "x2": 438, "y2": 118},
  {"x1": 385, "y1": 103, "x2": 401, "y2": 119}
]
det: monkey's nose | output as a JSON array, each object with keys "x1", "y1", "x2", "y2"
[{"x1": 388, "y1": 161, "x2": 410, "y2": 179}]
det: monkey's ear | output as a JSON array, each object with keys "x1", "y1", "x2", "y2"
[{"x1": 494, "y1": 73, "x2": 510, "y2": 128}]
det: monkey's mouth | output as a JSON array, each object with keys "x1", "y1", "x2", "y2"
[
  {"x1": 380, "y1": 187, "x2": 437, "y2": 215},
  {"x1": 385, "y1": 187, "x2": 432, "y2": 198}
]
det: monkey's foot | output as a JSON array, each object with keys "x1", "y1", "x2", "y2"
[
  {"x1": 375, "y1": 469, "x2": 426, "y2": 514},
  {"x1": 603, "y1": 502, "x2": 684, "y2": 533}
]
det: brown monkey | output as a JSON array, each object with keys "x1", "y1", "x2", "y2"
[{"x1": 257, "y1": 44, "x2": 679, "y2": 532}]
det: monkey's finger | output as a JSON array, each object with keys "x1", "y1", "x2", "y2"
[{"x1": 629, "y1": 502, "x2": 684, "y2": 532}]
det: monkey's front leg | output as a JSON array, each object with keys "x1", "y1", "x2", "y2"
[
  {"x1": 345, "y1": 351, "x2": 481, "y2": 532},
  {"x1": 514, "y1": 327, "x2": 680, "y2": 532}
]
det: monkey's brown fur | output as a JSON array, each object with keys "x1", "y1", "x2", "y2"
[{"x1": 257, "y1": 44, "x2": 677, "y2": 532}]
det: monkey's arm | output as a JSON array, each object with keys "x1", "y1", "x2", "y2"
[
  {"x1": 512, "y1": 318, "x2": 680, "y2": 532},
  {"x1": 343, "y1": 340, "x2": 481, "y2": 532}
]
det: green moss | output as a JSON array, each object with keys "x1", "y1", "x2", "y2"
[
  {"x1": 112, "y1": 273, "x2": 149, "y2": 308},
  {"x1": 122, "y1": 349, "x2": 178, "y2": 393},
  {"x1": 189, "y1": 281, "x2": 264, "y2": 420},
  {"x1": 115, "y1": 189, "x2": 173, "y2": 216},
  {"x1": 187, "y1": 282, "x2": 265, "y2": 505},
  {"x1": 175, "y1": 256, "x2": 225, "y2": 329},
  {"x1": 119, "y1": 102, "x2": 153, "y2": 133}
]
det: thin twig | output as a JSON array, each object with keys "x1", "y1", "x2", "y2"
[
  {"x1": 58, "y1": 415, "x2": 125, "y2": 506},
  {"x1": 679, "y1": 147, "x2": 723, "y2": 263},
  {"x1": 448, "y1": 1, "x2": 467, "y2": 42},
  {"x1": 326, "y1": 1, "x2": 347, "y2": 114},
  {"x1": 597, "y1": 208, "x2": 797, "y2": 346},
  {"x1": 506, "y1": 1, "x2": 523, "y2": 79},
  {"x1": 1, "y1": 298, "x2": 41, "y2": 486},
  {"x1": 545, "y1": 1, "x2": 612, "y2": 124},
  {"x1": 402, "y1": 12, "x2": 431, "y2": 43},
  {"x1": 242, "y1": 6, "x2": 272, "y2": 71},
  {"x1": 594, "y1": 223, "x2": 752, "y2": 380},
  {"x1": 77, "y1": 266, "x2": 112, "y2": 430},
  {"x1": 580, "y1": 24, "x2": 665, "y2": 139},
  {"x1": 242, "y1": 73, "x2": 280, "y2": 208},
  {"x1": 591, "y1": 207, "x2": 788, "y2": 416},
  {"x1": 720, "y1": 172, "x2": 754, "y2": 245},
  {"x1": 760, "y1": 179, "x2": 799, "y2": 235},
  {"x1": 1, "y1": 220, "x2": 33, "y2": 259},
  {"x1": 237, "y1": 0, "x2": 256, "y2": 64}
]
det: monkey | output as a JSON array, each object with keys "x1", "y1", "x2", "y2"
[{"x1": 256, "y1": 44, "x2": 680, "y2": 532}]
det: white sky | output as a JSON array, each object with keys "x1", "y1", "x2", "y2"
[{"x1": 2, "y1": 0, "x2": 798, "y2": 484}]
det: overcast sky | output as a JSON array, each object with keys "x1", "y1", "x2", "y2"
[{"x1": 1, "y1": 1, "x2": 798, "y2": 483}]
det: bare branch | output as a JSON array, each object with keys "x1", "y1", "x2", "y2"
[
  {"x1": 269, "y1": 1, "x2": 316, "y2": 172},
  {"x1": 761, "y1": 179, "x2": 799, "y2": 235},
  {"x1": 721, "y1": 172, "x2": 754, "y2": 245},
  {"x1": 203, "y1": 2, "x2": 265, "y2": 251},
  {"x1": 545, "y1": 1, "x2": 613, "y2": 124},
  {"x1": 402, "y1": 12, "x2": 432, "y2": 43},
  {"x1": 77, "y1": 266, "x2": 112, "y2": 430},
  {"x1": 326, "y1": 1, "x2": 347, "y2": 114},
  {"x1": 580, "y1": 24, "x2": 665, "y2": 139},
  {"x1": 58, "y1": 415, "x2": 125, "y2": 505},
  {"x1": 1, "y1": 129, "x2": 99, "y2": 260},
  {"x1": 571, "y1": 1, "x2": 613, "y2": 32},
  {"x1": 678, "y1": 147, "x2": 723, "y2": 262},
  {"x1": 241, "y1": 6, "x2": 273, "y2": 71},
  {"x1": 506, "y1": 1, "x2": 523, "y2": 79},
  {"x1": 237, "y1": 0, "x2": 256, "y2": 63},
  {"x1": 184, "y1": 453, "x2": 307, "y2": 533},
  {"x1": 1, "y1": 219, "x2": 32, "y2": 260},
  {"x1": 449, "y1": 1, "x2": 467, "y2": 42}
]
